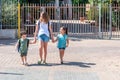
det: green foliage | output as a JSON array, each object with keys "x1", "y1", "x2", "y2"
[
  {"x1": 17, "y1": 0, "x2": 41, "y2": 4},
  {"x1": 72, "y1": 0, "x2": 89, "y2": 18},
  {"x1": 101, "y1": 5, "x2": 110, "y2": 28},
  {"x1": 72, "y1": 0, "x2": 89, "y2": 4},
  {"x1": 112, "y1": 11, "x2": 120, "y2": 28},
  {"x1": 86, "y1": 5, "x2": 99, "y2": 23},
  {"x1": 100, "y1": 3, "x2": 120, "y2": 28},
  {"x1": 19, "y1": 0, "x2": 51, "y2": 4},
  {"x1": 86, "y1": 8, "x2": 97, "y2": 20},
  {"x1": 88, "y1": 0, "x2": 120, "y2": 5},
  {"x1": 2, "y1": 0, "x2": 18, "y2": 29}
]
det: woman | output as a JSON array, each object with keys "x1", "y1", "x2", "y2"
[{"x1": 34, "y1": 12, "x2": 53, "y2": 64}]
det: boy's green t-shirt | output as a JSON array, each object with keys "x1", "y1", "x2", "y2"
[{"x1": 19, "y1": 38, "x2": 29, "y2": 54}]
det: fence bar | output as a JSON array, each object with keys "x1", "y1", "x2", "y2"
[
  {"x1": 109, "y1": 4, "x2": 112, "y2": 39},
  {"x1": 0, "y1": 0, "x2": 2, "y2": 29},
  {"x1": 98, "y1": 3, "x2": 102, "y2": 39},
  {"x1": 118, "y1": 5, "x2": 120, "y2": 38}
]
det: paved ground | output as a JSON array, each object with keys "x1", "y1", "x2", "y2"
[{"x1": 0, "y1": 39, "x2": 120, "y2": 80}]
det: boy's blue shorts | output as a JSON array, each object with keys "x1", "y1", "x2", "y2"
[
  {"x1": 38, "y1": 34, "x2": 49, "y2": 42},
  {"x1": 20, "y1": 53, "x2": 27, "y2": 57}
]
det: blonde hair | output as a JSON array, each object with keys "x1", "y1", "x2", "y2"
[{"x1": 40, "y1": 12, "x2": 49, "y2": 23}]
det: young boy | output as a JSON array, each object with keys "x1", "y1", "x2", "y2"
[{"x1": 16, "y1": 31, "x2": 35, "y2": 66}]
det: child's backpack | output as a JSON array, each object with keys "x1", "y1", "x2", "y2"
[
  {"x1": 38, "y1": 21, "x2": 51, "y2": 39},
  {"x1": 17, "y1": 39, "x2": 29, "y2": 52}
]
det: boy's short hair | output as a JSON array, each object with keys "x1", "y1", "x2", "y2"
[{"x1": 20, "y1": 31, "x2": 27, "y2": 36}]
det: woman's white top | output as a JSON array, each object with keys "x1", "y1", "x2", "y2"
[{"x1": 36, "y1": 20, "x2": 51, "y2": 37}]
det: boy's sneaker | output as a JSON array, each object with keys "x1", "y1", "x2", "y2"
[{"x1": 38, "y1": 60, "x2": 42, "y2": 65}]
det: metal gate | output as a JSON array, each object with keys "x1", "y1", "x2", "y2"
[{"x1": 20, "y1": 3, "x2": 120, "y2": 39}]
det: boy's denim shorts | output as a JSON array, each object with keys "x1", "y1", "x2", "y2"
[
  {"x1": 38, "y1": 34, "x2": 49, "y2": 42},
  {"x1": 20, "y1": 53, "x2": 27, "y2": 57}
]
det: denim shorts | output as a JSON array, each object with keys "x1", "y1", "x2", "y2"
[
  {"x1": 38, "y1": 34, "x2": 49, "y2": 42},
  {"x1": 20, "y1": 53, "x2": 27, "y2": 57},
  {"x1": 59, "y1": 47, "x2": 66, "y2": 50}
]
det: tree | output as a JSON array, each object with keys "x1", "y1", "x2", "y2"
[
  {"x1": 19, "y1": 0, "x2": 51, "y2": 4},
  {"x1": 72, "y1": 0, "x2": 89, "y2": 4},
  {"x1": 1, "y1": 0, "x2": 18, "y2": 29}
]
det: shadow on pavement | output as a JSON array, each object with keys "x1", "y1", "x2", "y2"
[
  {"x1": 70, "y1": 38, "x2": 81, "y2": 41},
  {"x1": 63, "y1": 62, "x2": 96, "y2": 68},
  {"x1": 69, "y1": 37, "x2": 82, "y2": 41},
  {"x1": 28, "y1": 63, "x2": 53, "y2": 67},
  {"x1": 28, "y1": 62, "x2": 96, "y2": 68},
  {"x1": 0, "y1": 39, "x2": 17, "y2": 46},
  {"x1": 0, "y1": 72, "x2": 24, "y2": 75}
]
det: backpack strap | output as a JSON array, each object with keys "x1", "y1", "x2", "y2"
[
  {"x1": 48, "y1": 22, "x2": 51, "y2": 39},
  {"x1": 17, "y1": 39, "x2": 21, "y2": 52},
  {"x1": 18, "y1": 39, "x2": 20, "y2": 46},
  {"x1": 38, "y1": 20, "x2": 40, "y2": 31},
  {"x1": 48, "y1": 22, "x2": 50, "y2": 32},
  {"x1": 27, "y1": 39, "x2": 29, "y2": 48}
]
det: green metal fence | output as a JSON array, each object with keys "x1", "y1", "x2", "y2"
[
  {"x1": 1, "y1": 2, "x2": 120, "y2": 39},
  {"x1": 20, "y1": 3, "x2": 119, "y2": 39}
]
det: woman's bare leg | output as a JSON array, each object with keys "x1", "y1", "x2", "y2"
[
  {"x1": 43, "y1": 42, "x2": 48, "y2": 63},
  {"x1": 39, "y1": 41, "x2": 44, "y2": 61}
]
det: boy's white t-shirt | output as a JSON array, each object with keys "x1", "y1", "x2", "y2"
[{"x1": 36, "y1": 20, "x2": 51, "y2": 37}]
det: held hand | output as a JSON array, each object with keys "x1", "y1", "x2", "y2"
[
  {"x1": 51, "y1": 37, "x2": 55, "y2": 43},
  {"x1": 33, "y1": 38, "x2": 37, "y2": 44},
  {"x1": 51, "y1": 38, "x2": 54, "y2": 43}
]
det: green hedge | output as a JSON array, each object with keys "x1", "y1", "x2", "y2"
[{"x1": 1, "y1": 0, "x2": 18, "y2": 29}]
